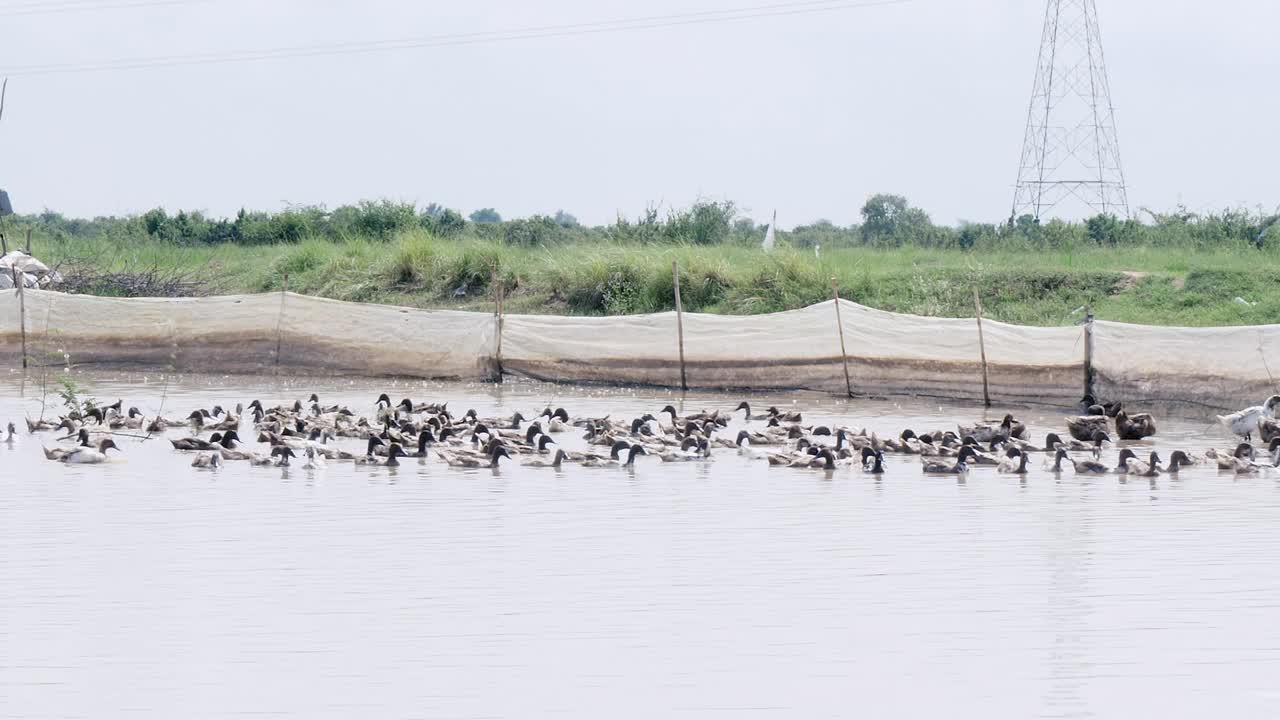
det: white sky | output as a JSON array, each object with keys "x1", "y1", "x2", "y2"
[{"x1": 0, "y1": 0, "x2": 1276, "y2": 228}]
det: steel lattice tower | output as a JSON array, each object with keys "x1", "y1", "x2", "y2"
[{"x1": 1012, "y1": 0, "x2": 1129, "y2": 220}]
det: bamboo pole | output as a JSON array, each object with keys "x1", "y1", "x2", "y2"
[
  {"x1": 973, "y1": 288, "x2": 991, "y2": 408},
  {"x1": 673, "y1": 260, "x2": 688, "y2": 391},
  {"x1": 831, "y1": 278, "x2": 853, "y2": 398},
  {"x1": 1083, "y1": 304, "x2": 1095, "y2": 402},
  {"x1": 13, "y1": 266, "x2": 27, "y2": 369},
  {"x1": 492, "y1": 264, "x2": 505, "y2": 383}
]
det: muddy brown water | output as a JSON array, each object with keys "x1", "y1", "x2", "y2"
[{"x1": 2, "y1": 372, "x2": 1279, "y2": 719}]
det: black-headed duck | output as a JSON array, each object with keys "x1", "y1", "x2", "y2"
[{"x1": 922, "y1": 446, "x2": 977, "y2": 474}]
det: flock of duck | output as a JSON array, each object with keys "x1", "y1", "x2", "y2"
[{"x1": 9, "y1": 392, "x2": 1280, "y2": 478}]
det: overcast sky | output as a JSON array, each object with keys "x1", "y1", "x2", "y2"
[{"x1": 0, "y1": 0, "x2": 1276, "y2": 228}]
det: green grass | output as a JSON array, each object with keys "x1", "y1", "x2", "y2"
[{"x1": 31, "y1": 230, "x2": 1280, "y2": 327}]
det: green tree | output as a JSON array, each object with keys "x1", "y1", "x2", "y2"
[
  {"x1": 469, "y1": 208, "x2": 502, "y2": 224},
  {"x1": 859, "y1": 194, "x2": 933, "y2": 245},
  {"x1": 423, "y1": 208, "x2": 466, "y2": 237}
]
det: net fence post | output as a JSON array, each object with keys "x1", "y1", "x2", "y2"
[
  {"x1": 831, "y1": 278, "x2": 853, "y2": 398},
  {"x1": 1083, "y1": 305, "x2": 1095, "y2": 404},
  {"x1": 673, "y1": 260, "x2": 688, "y2": 392},
  {"x1": 12, "y1": 266, "x2": 26, "y2": 369},
  {"x1": 973, "y1": 288, "x2": 991, "y2": 409},
  {"x1": 492, "y1": 263, "x2": 505, "y2": 383}
]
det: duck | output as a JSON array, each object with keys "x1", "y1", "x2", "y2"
[
  {"x1": 579, "y1": 443, "x2": 647, "y2": 468},
  {"x1": 766, "y1": 439, "x2": 817, "y2": 466},
  {"x1": 105, "y1": 407, "x2": 146, "y2": 430},
  {"x1": 351, "y1": 436, "x2": 388, "y2": 464},
  {"x1": 735, "y1": 401, "x2": 771, "y2": 421},
  {"x1": 570, "y1": 440, "x2": 630, "y2": 466},
  {"x1": 1049, "y1": 449, "x2": 1109, "y2": 475},
  {"x1": 269, "y1": 446, "x2": 298, "y2": 467},
  {"x1": 1165, "y1": 451, "x2": 1195, "y2": 474},
  {"x1": 997, "y1": 448, "x2": 1031, "y2": 474},
  {"x1": 1115, "y1": 411, "x2": 1157, "y2": 441},
  {"x1": 658, "y1": 405, "x2": 703, "y2": 429},
  {"x1": 4, "y1": 421, "x2": 15, "y2": 445},
  {"x1": 767, "y1": 406, "x2": 803, "y2": 424},
  {"x1": 438, "y1": 445, "x2": 510, "y2": 469},
  {"x1": 957, "y1": 414, "x2": 1026, "y2": 443},
  {"x1": 145, "y1": 414, "x2": 187, "y2": 433},
  {"x1": 206, "y1": 431, "x2": 258, "y2": 461},
  {"x1": 1217, "y1": 395, "x2": 1280, "y2": 441},
  {"x1": 538, "y1": 408, "x2": 572, "y2": 433},
  {"x1": 734, "y1": 432, "x2": 772, "y2": 460},
  {"x1": 1065, "y1": 414, "x2": 1110, "y2": 442},
  {"x1": 409, "y1": 430, "x2": 439, "y2": 458},
  {"x1": 1258, "y1": 416, "x2": 1280, "y2": 444},
  {"x1": 921, "y1": 446, "x2": 977, "y2": 474},
  {"x1": 1123, "y1": 450, "x2": 1162, "y2": 477},
  {"x1": 1114, "y1": 448, "x2": 1140, "y2": 474},
  {"x1": 861, "y1": 447, "x2": 886, "y2": 474},
  {"x1": 1205, "y1": 443, "x2": 1256, "y2": 471},
  {"x1": 191, "y1": 450, "x2": 222, "y2": 469},
  {"x1": 883, "y1": 429, "x2": 923, "y2": 454},
  {"x1": 731, "y1": 428, "x2": 778, "y2": 448},
  {"x1": 206, "y1": 406, "x2": 242, "y2": 433},
  {"x1": 59, "y1": 438, "x2": 119, "y2": 464},
  {"x1": 43, "y1": 427, "x2": 95, "y2": 457},
  {"x1": 369, "y1": 443, "x2": 410, "y2": 467},
  {"x1": 786, "y1": 448, "x2": 836, "y2": 470},
  {"x1": 393, "y1": 396, "x2": 448, "y2": 416},
  {"x1": 918, "y1": 432, "x2": 962, "y2": 456},
  {"x1": 958, "y1": 439, "x2": 1004, "y2": 466},
  {"x1": 301, "y1": 446, "x2": 325, "y2": 470},
  {"x1": 462, "y1": 409, "x2": 527, "y2": 431},
  {"x1": 523, "y1": 449, "x2": 569, "y2": 469},
  {"x1": 660, "y1": 437, "x2": 709, "y2": 462},
  {"x1": 169, "y1": 434, "x2": 216, "y2": 452},
  {"x1": 26, "y1": 416, "x2": 70, "y2": 433},
  {"x1": 1045, "y1": 430, "x2": 1110, "y2": 459}
]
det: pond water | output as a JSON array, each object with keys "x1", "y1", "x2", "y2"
[{"x1": 2, "y1": 372, "x2": 1279, "y2": 719}]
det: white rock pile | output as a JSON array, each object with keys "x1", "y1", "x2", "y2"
[{"x1": 0, "y1": 250, "x2": 62, "y2": 290}]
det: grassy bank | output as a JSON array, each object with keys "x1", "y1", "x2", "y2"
[{"x1": 29, "y1": 231, "x2": 1280, "y2": 327}]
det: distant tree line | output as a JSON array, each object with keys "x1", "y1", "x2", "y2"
[{"x1": 5, "y1": 195, "x2": 1278, "y2": 251}]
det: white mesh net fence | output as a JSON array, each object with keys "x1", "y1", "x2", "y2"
[{"x1": 2, "y1": 289, "x2": 1275, "y2": 410}]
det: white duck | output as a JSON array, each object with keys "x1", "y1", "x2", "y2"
[
  {"x1": 192, "y1": 450, "x2": 223, "y2": 469},
  {"x1": 60, "y1": 439, "x2": 119, "y2": 464},
  {"x1": 301, "y1": 445, "x2": 326, "y2": 470},
  {"x1": 1217, "y1": 395, "x2": 1280, "y2": 440}
]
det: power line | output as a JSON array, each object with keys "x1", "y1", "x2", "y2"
[
  {"x1": 0, "y1": 0, "x2": 219, "y2": 17},
  {"x1": 0, "y1": 0, "x2": 913, "y2": 78}
]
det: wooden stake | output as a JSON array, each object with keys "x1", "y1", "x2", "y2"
[
  {"x1": 973, "y1": 288, "x2": 991, "y2": 408},
  {"x1": 13, "y1": 266, "x2": 27, "y2": 369},
  {"x1": 492, "y1": 264, "x2": 505, "y2": 383},
  {"x1": 673, "y1": 260, "x2": 688, "y2": 391},
  {"x1": 26, "y1": 227, "x2": 32, "y2": 256},
  {"x1": 1083, "y1": 304, "x2": 1095, "y2": 403},
  {"x1": 831, "y1": 278, "x2": 853, "y2": 398}
]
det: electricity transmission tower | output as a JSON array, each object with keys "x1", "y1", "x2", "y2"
[{"x1": 1012, "y1": 0, "x2": 1129, "y2": 221}]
